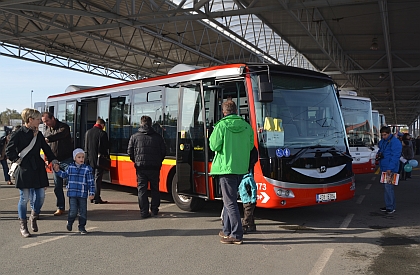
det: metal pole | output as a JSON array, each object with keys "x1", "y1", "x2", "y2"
[{"x1": 31, "y1": 90, "x2": 33, "y2": 107}]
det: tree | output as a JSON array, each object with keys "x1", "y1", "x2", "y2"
[{"x1": 0, "y1": 108, "x2": 21, "y2": 126}]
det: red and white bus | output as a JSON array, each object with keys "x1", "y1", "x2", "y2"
[
  {"x1": 44, "y1": 63, "x2": 355, "y2": 211},
  {"x1": 339, "y1": 91, "x2": 376, "y2": 174}
]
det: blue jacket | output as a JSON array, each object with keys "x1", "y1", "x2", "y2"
[
  {"x1": 55, "y1": 162, "x2": 95, "y2": 198},
  {"x1": 238, "y1": 173, "x2": 257, "y2": 204},
  {"x1": 378, "y1": 134, "x2": 402, "y2": 173}
]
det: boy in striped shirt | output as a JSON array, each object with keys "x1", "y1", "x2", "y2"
[{"x1": 54, "y1": 148, "x2": 95, "y2": 234}]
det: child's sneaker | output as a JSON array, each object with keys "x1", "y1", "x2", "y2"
[
  {"x1": 66, "y1": 222, "x2": 72, "y2": 231},
  {"x1": 80, "y1": 228, "x2": 88, "y2": 234}
]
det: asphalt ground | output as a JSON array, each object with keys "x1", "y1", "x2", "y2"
[{"x1": 1, "y1": 158, "x2": 420, "y2": 275}]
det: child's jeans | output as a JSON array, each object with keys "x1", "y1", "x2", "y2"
[{"x1": 68, "y1": 197, "x2": 88, "y2": 231}]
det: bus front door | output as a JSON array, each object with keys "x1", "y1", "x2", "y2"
[{"x1": 175, "y1": 82, "x2": 209, "y2": 211}]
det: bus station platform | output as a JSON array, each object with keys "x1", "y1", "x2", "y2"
[{"x1": 1, "y1": 157, "x2": 420, "y2": 275}]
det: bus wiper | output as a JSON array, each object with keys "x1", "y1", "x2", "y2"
[
  {"x1": 287, "y1": 145, "x2": 329, "y2": 165},
  {"x1": 288, "y1": 146, "x2": 352, "y2": 165},
  {"x1": 326, "y1": 148, "x2": 353, "y2": 161}
]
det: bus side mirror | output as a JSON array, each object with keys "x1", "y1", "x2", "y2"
[{"x1": 258, "y1": 74, "x2": 273, "y2": 102}]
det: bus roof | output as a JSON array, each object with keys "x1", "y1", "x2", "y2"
[
  {"x1": 339, "y1": 94, "x2": 371, "y2": 102},
  {"x1": 47, "y1": 63, "x2": 333, "y2": 102}
]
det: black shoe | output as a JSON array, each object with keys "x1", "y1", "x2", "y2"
[
  {"x1": 247, "y1": 225, "x2": 256, "y2": 233},
  {"x1": 386, "y1": 209, "x2": 395, "y2": 214},
  {"x1": 90, "y1": 199, "x2": 94, "y2": 203},
  {"x1": 66, "y1": 222, "x2": 72, "y2": 231},
  {"x1": 141, "y1": 213, "x2": 151, "y2": 219},
  {"x1": 380, "y1": 207, "x2": 387, "y2": 212},
  {"x1": 94, "y1": 200, "x2": 108, "y2": 204}
]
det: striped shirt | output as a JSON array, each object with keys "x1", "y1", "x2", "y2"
[{"x1": 55, "y1": 163, "x2": 95, "y2": 198}]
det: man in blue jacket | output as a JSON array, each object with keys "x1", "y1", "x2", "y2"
[{"x1": 377, "y1": 126, "x2": 402, "y2": 214}]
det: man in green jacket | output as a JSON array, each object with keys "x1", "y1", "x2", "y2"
[{"x1": 209, "y1": 100, "x2": 254, "y2": 245}]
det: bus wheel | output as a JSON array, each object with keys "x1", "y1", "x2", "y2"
[{"x1": 171, "y1": 173, "x2": 204, "y2": 212}]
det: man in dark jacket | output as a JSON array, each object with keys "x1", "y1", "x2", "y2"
[
  {"x1": 85, "y1": 118, "x2": 109, "y2": 204},
  {"x1": 128, "y1": 116, "x2": 166, "y2": 218},
  {"x1": 42, "y1": 112, "x2": 73, "y2": 216}
]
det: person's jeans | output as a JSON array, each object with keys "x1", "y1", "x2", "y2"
[
  {"x1": 68, "y1": 197, "x2": 88, "y2": 231},
  {"x1": 0, "y1": 158, "x2": 10, "y2": 182},
  {"x1": 53, "y1": 158, "x2": 72, "y2": 210},
  {"x1": 29, "y1": 188, "x2": 45, "y2": 213},
  {"x1": 220, "y1": 174, "x2": 244, "y2": 240},
  {"x1": 18, "y1": 188, "x2": 45, "y2": 219},
  {"x1": 384, "y1": 183, "x2": 396, "y2": 211},
  {"x1": 136, "y1": 169, "x2": 160, "y2": 216}
]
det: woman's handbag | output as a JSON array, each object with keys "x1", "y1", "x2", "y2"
[
  {"x1": 96, "y1": 136, "x2": 110, "y2": 171},
  {"x1": 8, "y1": 135, "x2": 37, "y2": 177}
]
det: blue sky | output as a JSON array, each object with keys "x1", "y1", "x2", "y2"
[{"x1": 0, "y1": 56, "x2": 122, "y2": 113}]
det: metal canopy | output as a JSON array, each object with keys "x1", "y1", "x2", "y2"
[{"x1": 0, "y1": 0, "x2": 419, "y2": 125}]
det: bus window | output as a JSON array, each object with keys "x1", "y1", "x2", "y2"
[
  {"x1": 66, "y1": 102, "x2": 75, "y2": 139},
  {"x1": 216, "y1": 80, "x2": 248, "y2": 123},
  {"x1": 109, "y1": 96, "x2": 131, "y2": 154},
  {"x1": 132, "y1": 89, "x2": 164, "y2": 139},
  {"x1": 164, "y1": 87, "x2": 178, "y2": 157},
  {"x1": 57, "y1": 101, "x2": 66, "y2": 122}
]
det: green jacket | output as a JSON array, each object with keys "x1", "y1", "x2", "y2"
[{"x1": 209, "y1": 114, "x2": 254, "y2": 175}]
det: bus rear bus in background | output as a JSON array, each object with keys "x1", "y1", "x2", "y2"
[
  {"x1": 44, "y1": 63, "x2": 355, "y2": 211},
  {"x1": 339, "y1": 91, "x2": 376, "y2": 174}
]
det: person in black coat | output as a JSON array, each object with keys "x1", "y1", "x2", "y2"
[
  {"x1": 127, "y1": 116, "x2": 166, "y2": 218},
  {"x1": 6, "y1": 108, "x2": 58, "y2": 237},
  {"x1": 85, "y1": 118, "x2": 109, "y2": 204},
  {"x1": 42, "y1": 111, "x2": 73, "y2": 216}
]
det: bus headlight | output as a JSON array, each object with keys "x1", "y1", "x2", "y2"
[
  {"x1": 275, "y1": 188, "x2": 295, "y2": 198},
  {"x1": 350, "y1": 176, "x2": 356, "y2": 190}
]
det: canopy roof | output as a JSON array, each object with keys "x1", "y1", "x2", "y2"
[{"x1": 0, "y1": 0, "x2": 418, "y2": 125}]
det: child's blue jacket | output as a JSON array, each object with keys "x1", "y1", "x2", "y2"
[{"x1": 239, "y1": 173, "x2": 257, "y2": 204}]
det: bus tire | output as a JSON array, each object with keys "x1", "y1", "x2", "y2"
[{"x1": 171, "y1": 173, "x2": 204, "y2": 212}]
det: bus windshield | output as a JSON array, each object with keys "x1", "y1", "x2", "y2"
[
  {"x1": 340, "y1": 97, "x2": 374, "y2": 147},
  {"x1": 253, "y1": 73, "x2": 346, "y2": 156}
]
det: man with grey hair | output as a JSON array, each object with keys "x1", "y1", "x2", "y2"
[{"x1": 209, "y1": 100, "x2": 254, "y2": 245}]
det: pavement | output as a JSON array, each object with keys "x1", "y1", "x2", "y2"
[{"x1": 1, "y1": 156, "x2": 420, "y2": 275}]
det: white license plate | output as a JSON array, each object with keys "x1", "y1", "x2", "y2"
[{"x1": 316, "y1": 192, "x2": 337, "y2": 202}]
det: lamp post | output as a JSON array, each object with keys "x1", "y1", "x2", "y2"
[{"x1": 31, "y1": 90, "x2": 33, "y2": 107}]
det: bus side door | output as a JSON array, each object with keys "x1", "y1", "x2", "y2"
[{"x1": 176, "y1": 82, "x2": 210, "y2": 198}]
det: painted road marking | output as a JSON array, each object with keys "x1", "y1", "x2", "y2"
[
  {"x1": 21, "y1": 227, "x2": 98, "y2": 248},
  {"x1": 365, "y1": 184, "x2": 372, "y2": 190},
  {"x1": 0, "y1": 191, "x2": 55, "y2": 201},
  {"x1": 371, "y1": 177, "x2": 376, "y2": 181},
  {"x1": 308, "y1": 248, "x2": 334, "y2": 275},
  {"x1": 339, "y1": 213, "x2": 354, "y2": 229},
  {"x1": 356, "y1": 195, "x2": 365, "y2": 204}
]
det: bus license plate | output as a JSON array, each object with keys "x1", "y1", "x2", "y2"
[{"x1": 316, "y1": 192, "x2": 337, "y2": 202}]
